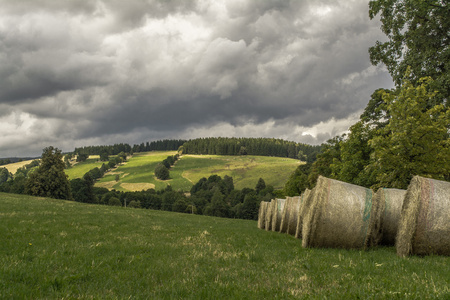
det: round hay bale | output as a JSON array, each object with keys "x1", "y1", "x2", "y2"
[
  {"x1": 365, "y1": 188, "x2": 406, "y2": 248},
  {"x1": 265, "y1": 200, "x2": 275, "y2": 231},
  {"x1": 272, "y1": 198, "x2": 286, "y2": 232},
  {"x1": 287, "y1": 196, "x2": 301, "y2": 236},
  {"x1": 302, "y1": 176, "x2": 374, "y2": 249},
  {"x1": 396, "y1": 176, "x2": 450, "y2": 257},
  {"x1": 257, "y1": 201, "x2": 269, "y2": 229},
  {"x1": 279, "y1": 197, "x2": 293, "y2": 233},
  {"x1": 295, "y1": 189, "x2": 311, "y2": 239}
]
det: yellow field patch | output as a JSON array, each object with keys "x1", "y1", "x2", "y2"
[
  {"x1": 95, "y1": 181, "x2": 117, "y2": 190},
  {"x1": 120, "y1": 182, "x2": 155, "y2": 191},
  {"x1": 2, "y1": 160, "x2": 37, "y2": 174}
]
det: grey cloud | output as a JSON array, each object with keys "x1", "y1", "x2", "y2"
[{"x1": 0, "y1": 0, "x2": 393, "y2": 157}]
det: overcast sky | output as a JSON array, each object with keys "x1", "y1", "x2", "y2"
[{"x1": 0, "y1": 0, "x2": 393, "y2": 157}]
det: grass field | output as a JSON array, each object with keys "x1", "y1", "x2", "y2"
[
  {"x1": 65, "y1": 156, "x2": 103, "y2": 180},
  {"x1": 2, "y1": 160, "x2": 36, "y2": 174},
  {"x1": 1, "y1": 193, "x2": 448, "y2": 299},
  {"x1": 95, "y1": 152, "x2": 300, "y2": 192},
  {"x1": 178, "y1": 155, "x2": 301, "y2": 190},
  {"x1": 96, "y1": 151, "x2": 179, "y2": 191}
]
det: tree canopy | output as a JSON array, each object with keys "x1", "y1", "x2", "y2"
[
  {"x1": 25, "y1": 146, "x2": 72, "y2": 200},
  {"x1": 369, "y1": 0, "x2": 450, "y2": 101}
]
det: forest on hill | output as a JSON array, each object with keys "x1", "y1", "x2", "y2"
[{"x1": 72, "y1": 138, "x2": 322, "y2": 164}]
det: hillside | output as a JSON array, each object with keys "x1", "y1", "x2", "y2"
[
  {"x1": 67, "y1": 152, "x2": 301, "y2": 192},
  {"x1": 1, "y1": 193, "x2": 448, "y2": 298},
  {"x1": 2, "y1": 160, "x2": 36, "y2": 174}
]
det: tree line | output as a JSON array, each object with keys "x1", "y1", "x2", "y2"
[
  {"x1": 71, "y1": 138, "x2": 320, "y2": 163},
  {"x1": 180, "y1": 137, "x2": 321, "y2": 163},
  {"x1": 73, "y1": 140, "x2": 186, "y2": 156},
  {"x1": 284, "y1": 1, "x2": 450, "y2": 195}
]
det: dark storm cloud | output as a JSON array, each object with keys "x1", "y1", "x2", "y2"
[{"x1": 0, "y1": 0, "x2": 392, "y2": 157}]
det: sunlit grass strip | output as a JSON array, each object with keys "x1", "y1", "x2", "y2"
[{"x1": 65, "y1": 157, "x2": 104, "y2": 180}]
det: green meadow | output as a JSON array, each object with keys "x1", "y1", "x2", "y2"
[
  {"x1": 67, "y1": 152, "x2": 301, "y2": 192},
  {"x1": 1, "y1": 193, "x2": 448, "y2": 299},
  {"x1": 178, "y1": 155, "x2": 301, "y2": 190},
  {"x1": 65, "y1": 156, "x2": 103, "y2": 180}
]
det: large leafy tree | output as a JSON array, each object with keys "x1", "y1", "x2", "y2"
[
  {"x1": 369, "y1": 76, "x2": 450, "y2": 189},
  {"x1": 369, "y1": 0, "x2": 450, "y2": 101},
  {"x1": 332, "y1": 121, "x2": 377, "y2": 188},
  {"x1": 25, "y1": 146, "x2": 72, "y2": 200}
]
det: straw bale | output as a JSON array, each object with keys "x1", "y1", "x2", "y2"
[
  {"x1": 265, "y1": 200, "x2": 275, "y2": 231},
  {"x1": 287, "y1": 196, "x2": 301, "y2": 236},
  {"x1": 279, "y1": 197, "x2": 292, "y2": 233},
  {"x1": 271, "y1": 198, "x2": 286, "y2": 232},
  {"x1": 396, "y1": 176, "x2": 450, "y2": 257},
  {"x1": 257, "y1": 201, "x2": 269, "y2": 229},
  {"x1": 295, "y1": 189, "x2": 311, "y2": 239},
  {"x1": 365, "y1": 188, "x2": 406, "y2": 248},
  {"x1": 302, "y1": 176, "x2": 374, "y2": 249}
]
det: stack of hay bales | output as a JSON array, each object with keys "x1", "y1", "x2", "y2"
[
  {"x1": 279, "y1": 197, "x2": 293, "y2": 233},
  {"x1": 302, "y1": 176, "x2": 374, "y2": 249},
  {"x1": 257, "y1": 201, "x2": 269, "y2": 229},
  {"x1": 295, "y1": 189, "x2": 312, "y2": 239},
  {"x1": 271, "y1": 198, "x2": 286, "y2": 232},
  {"x1": 265, "y1": 199, "x2": 275, "y2": 231},
  {"x1": 365, "y1": 188, "x2": 406, "y2": 248},
  {"x1": 396, "y1": 176, "x2": 450, "y2": 257},
  {"x1": 287, "y1": 196, "x2": 301, "y2": 236}
]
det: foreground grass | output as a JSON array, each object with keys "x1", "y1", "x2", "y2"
[{"x1": 1, "y1": 193, "x2": 448, "y2": 299}]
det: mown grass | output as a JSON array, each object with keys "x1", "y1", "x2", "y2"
[
  {"x1": 1, "y1": 193, "x2": 448, "y2": 299},
  {"x1": 2, "y1": 160, "x2": 36, "y2": 174}
]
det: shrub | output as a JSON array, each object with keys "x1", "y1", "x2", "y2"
[
  {"x1": 108, "y1": 197, "x2": 122, "y2": 206},
  {"x1": 155, "y1": 163, "x2": 170, "y2": 180}
]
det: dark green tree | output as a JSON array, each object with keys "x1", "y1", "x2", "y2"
[
  {"x1": 255, "y1": 178, "x2": 266, "y2": 194},
  {"x1": 241, "y1": 192, "x2": 260, "y2": 220},
  {"x1": 369, "y1": 76, "x2": 450, "y2": 189},
  {"x1": 100, "y1": 152, "x2": 109, "y2": 161},
  {"x1": 76, "y1": 153, "x2": 89, "y2": 162},
  {"x1": 25, "y1": 146, "x2": 72, "y2": 200},
  {"x1": 284, "y1": 163, "x2": 312, "y2": 196},
  {"x1": 155, "y1": 163, "x2": 170, "y2": 180},
  {"x1": 369, "y1": 0, "x2": 450, "y2": 102},
  {"x1": 204, "y1": 189, "x2": 230, "y2": 218},
  {"x1": 108, "y1": 197, "x2": 122, "y2": 206},
  {"x1": 0, "y1": 167, "x2": 11, "y2": 184}
]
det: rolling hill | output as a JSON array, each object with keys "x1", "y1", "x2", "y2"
[{"x1": 66, "y1": 151, "x2": 301, "y2": 192}]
